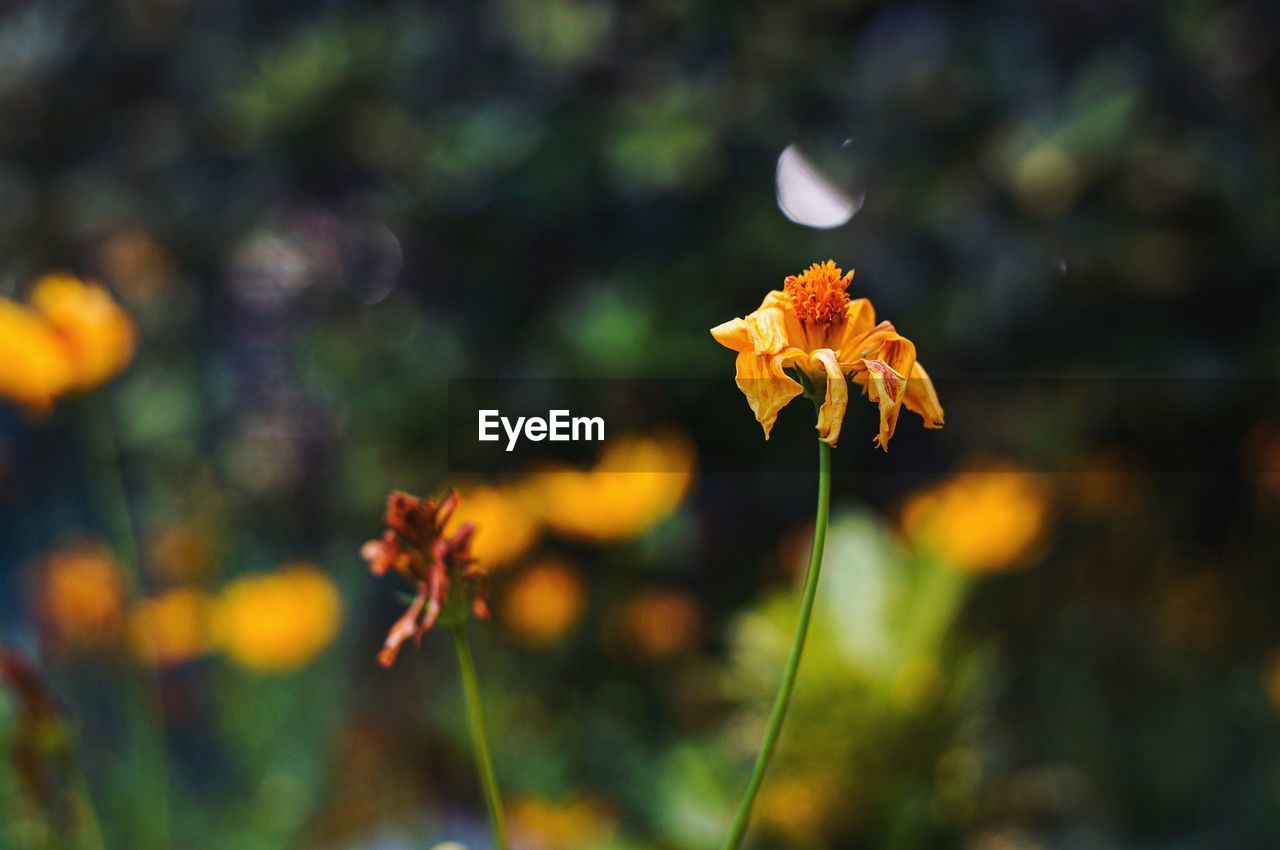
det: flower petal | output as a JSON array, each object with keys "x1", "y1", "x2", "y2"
[
  {"x1": 810, "y1": 349, "x2": 849, "y2": 447},
  {"x1": 856, "y1": 359, "x2": 909, "y2": 451},
  {"x1": 904, "y1": 361, "x2": 944, "y2": 429},
  {"x1": 733, "y1": 350, "x2": 804, "y2": 440}
]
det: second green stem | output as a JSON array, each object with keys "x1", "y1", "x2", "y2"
[
  {"x1": 449, "y1": 626, "x2": 509, "y2": 850},
  {"x1": 721, "y1": 438, "x2": 832, "y2": 850}
]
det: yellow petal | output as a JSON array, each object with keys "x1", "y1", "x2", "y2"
[
  {"x1": 734, "y1": 350, "x2": 803, "y2": 439},
  {"x1": 0, "y1": 299, "x2": 75, "y2": 409},
  {"x1": 904, "y1": 361, "x2": 944, "y2": 429},
  {"x1": 831, "y1": 297, "x2": 878, "y2": 356},
  {"x1": 858, "y1": 359, "x2": 908, "y2": 451},
  {"x1": 810, "y1": 349, "x2": 848, "y2": 447}
]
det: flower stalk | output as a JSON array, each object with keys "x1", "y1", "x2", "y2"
[
  {"x1": 721, "y1": 433, "x2": 832, "y2": 850},
  {"x1": 449, "y1": 625, "x2": 509, "y2": 850}
]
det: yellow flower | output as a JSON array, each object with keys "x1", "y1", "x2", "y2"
[
  {"x1": 619, "y1": 589, "x2": 701, "y2": 660},
  {"x1": 0, "y1": 300, "x2": 75, "y2": 410},
  {"x1": 501, "y1": 558, "x2": 586, "y2": 647},
  {"x1": 509, "y1": 796, "x2": 617, "y2": 850},
  {"x1": 128, "y1": 589, "x2": 215, "y2": 667},
  {"x1": 901, "y1": 464, "x2": 1051, "y2": 572},
  {"x1": 35, "y1": 542, "x2": 126, "y2": 649},
  {"x1": 527, "y1": 433, "x2": 694, "y2": 541},
  {"x1": 0, "y1": 272, "x2": 135, "y2": 410},
  {"x1": 448, "y1": 484, "x2": 540, "y2": 569},
  {"x1": 214, "y1": 565, "x2": 342, "y2": 672},
  {"x1": 28, "y1": 273, "x2": 136, "y2": 391},
  {"x1": 711, "y1": 260, "x2": 943, "y2": 449}
]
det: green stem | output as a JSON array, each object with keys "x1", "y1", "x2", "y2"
[
  {"x1": 721, "y1": 439, "x2": 832, "y2": 850},
  {"x1": 449, "y1": 626, "x2": 509, "y2": 850},
  {"x1": 77, "y1": 396, "x2": 172, "y2": 850}
]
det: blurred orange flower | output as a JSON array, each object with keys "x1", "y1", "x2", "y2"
[
  {"x1": 501, "y1": 558, "x2": 586, "y2": 647},
  {"x1": 361, "y1": 490, "x2": 489, "y2": 667},
  {"x1": 508, "y1": 796, "x2": 618, "y2": 850},
  {"x1": 0, "y1": 272, "x2": 135, "y2": 411},
  {"x1": 710, "y1": 260, "x2": 943, "y2": 449},
  {"x1": 620, "y1": 589, "x2": 701, "y2": 660},
  {"x1": 34, "y1": 541, "x2": 127, "y2": 650},
  {"x1": 0, "y1": 300, "x2": 76, "y2": 410},
  {"x1": 449, "y1": 484, "x2": 540, "y2": 569},
  {"x1": 127, "y1": 589, "x2": 215, "y2": 667},
  {"x1": 527, "y1": 433, "x2": 694, "y2": 541},
  {"x1": 215, "y1": 565, "x2": 342, "y2": 672},
  {"x1": 901, "y1": 464, "x2": 1052, "y2": 573},
  {"x1": 755, "y1": 772, "x2": 841, "y2": 843}
]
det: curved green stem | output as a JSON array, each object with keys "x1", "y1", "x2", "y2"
[
  {"x1": 449, "y1": 626, "x2": 509, "y2": 850},
  {"x1": 721, "y1": 439, "x2": 832, "y2": 850}
]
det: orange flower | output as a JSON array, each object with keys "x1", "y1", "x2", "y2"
[
  {"x1": 28, "y1": 273, "x2": 135, "y2": 391},
  {"x1": 501, "y1": 558, "x2": 586, "y2": 647},
  {"x1": 449, "y1": 484, "x2": 541, "y2": 569},
  {"x1": 620, "y1": 589, "x2": 701, "y2": 660},
  {"x1": 527, "y1": 433, "x2": 694, "y2": 541},
  {"x1": 710, "y1": 260, "x2": 943, "y2": 449},
  {"x1": 0, "y1": 272, "x2": 135, "y2": 411},
  {"x1": 0, "y1": 300, "x2": 75, "y2": 410},
  {"x1": 214, "y1": 565, "x2": 342, "y2": 672},
  {"x1": 361, "y1": 490, "x2": 489, "y2": 667},
  {"x1": 900, "y1": 464, "x2": 1051, "y2": 573},
  {"x1": 127, "y1": 589, "x2": 216, "y2": 667},
  {"x1": 35, "y1": 542, "x2": 127, "y2": 650}
]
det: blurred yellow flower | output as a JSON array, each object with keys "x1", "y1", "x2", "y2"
[
  {"x1": 527, "y1": 433, "x2": 694, "y2": 541},
  {"x1": 28, "y1": 273, "x2": 136, "y2": 391},
  {"x1": 620, "y1": 589, "x2": 701, "y2": 660},
  {"x1": 901, "y1": 464, "x2": 1051, "y2": 573},
  {"x1": 128, "y1": 589, "x2": 215, "y2": 667},
  {"x1": 501, "y1": 558, "x2": 586, "y2": 647},
  {"x1": 711, "y1": 260, "x2": 943, "y2": 449},
  {"x1": 214, "y1": 565, "x2": 342, "y2": 672},
  {"x1": 0, "y1": 273, "x2": 135, "y2": 410},
  {"x1": 35, "y1": 542, "x2": 126, "y2": 649},
  {"x1": 0, "y1": 300, "x2": 75, "y2": 410},
  {"x1": 448, "y1": 484, "x2": 540, "y2": 569},
  {"x1": 755, "y1": 773, "x2": 840, "y2": 844},
  {"x1": 508, "y1": 796, "x2": 617, "y2": 850}
]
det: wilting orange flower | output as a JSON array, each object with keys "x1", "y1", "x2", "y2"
[
  {"x1": 711, "y1": 260, "x2": 943, "y2": 449},
  {"x1": 214, "y1": 565, "x2": 342, "y2": 671},
  {"x1": 0, "y1": 272, "x2": 136, "y2": 411},
  {"x1": 34, "y1": 541, "x2": 127, "y2": 650},
  {"x1": 501, "y1": 558, "x2": 586, "y2": 647},
  {"x1": 127, "y1": 589, "x2": 216, "y2": 667},
  {"x1": 901, "y1": 463, "x2": 1051, "y2": 573},
  {"x1": 361, "y1": 490, "x2": 489, "y2": 667},
  {"x1": 527, "y1": 433, "x2": 694, "y2": 541}
]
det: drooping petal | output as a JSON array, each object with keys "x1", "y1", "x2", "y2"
[
  {"x1": 903, "y1": 361, "x2": 944, "y2": 429},
  {"x1": 378, "y1": 586, "x2": 427, "y2": 668},
  {"x1": 856, "y1": 359, "x2": 909, "y2": 451},
  {"x1": 810, "y1": 349, "x2": 849, "y2": 447},
  {"x1": 733, "y1": 350, "x2": 804, "y2": 440}
]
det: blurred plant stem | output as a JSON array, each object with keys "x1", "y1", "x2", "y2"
[
  {"x1": 721, "y1": 438, "x2": 832, "y2": 850},
  {"x1": 449, "y1": 625, "x2": 509, "y2": 850},
  {"x1": 76, "y1": 395, "x2": 172, "y2": 850}
]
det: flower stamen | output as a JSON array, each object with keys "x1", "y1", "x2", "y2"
[{"x1": 783, "y1": 260, "x2": 852, "y2": 325}]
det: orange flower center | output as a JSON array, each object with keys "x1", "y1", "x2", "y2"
[{"x1": 784, "y1": 260, "x2": 852, "y2": 325}]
